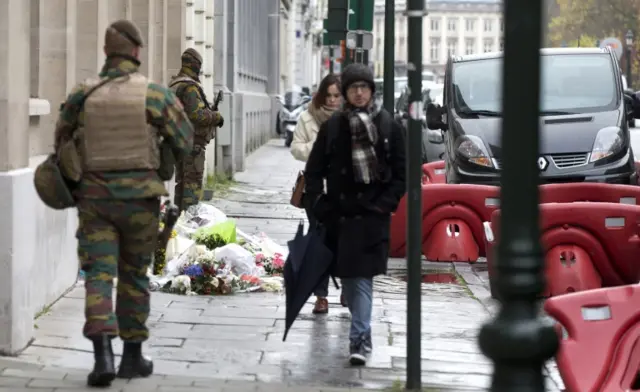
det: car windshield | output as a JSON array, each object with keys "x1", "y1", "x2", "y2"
[{"x1": 452, "y1": 53, "x2": 618, "y2": 114}]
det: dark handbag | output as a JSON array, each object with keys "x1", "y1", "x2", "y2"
[{"x1": 290, "y1": 170, "x2": 305, "y2": 208}]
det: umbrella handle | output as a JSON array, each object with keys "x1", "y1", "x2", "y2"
[{"x1": 332, "y1": 276, "x2": 340, "y2": 289}]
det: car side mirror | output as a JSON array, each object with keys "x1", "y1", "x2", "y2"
[{"x1": 426, "y1": 103, "x2": 447, "y2": 131}]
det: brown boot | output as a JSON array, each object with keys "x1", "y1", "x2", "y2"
[{"x1": 312, "y1": 297, "x2": 329, "y2": 314}]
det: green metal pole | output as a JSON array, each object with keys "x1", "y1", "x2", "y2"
[
  {"x1": 329, "y1": 47, "x2": 335, "y2": 73},
  {"x1": 382, "y1": 0, "x2": 395, "y2": 113},
  {"x1": 478, "y1": 0, "x2": 558, "y2": 390},
  {"x1": 405, "y1": 0, "x2": 423, "y2": 389},
  {"x1": 627, "y1": 46, "x2": 633, "y2": 89}
]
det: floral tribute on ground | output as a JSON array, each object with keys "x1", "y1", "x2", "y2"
[{"x1": 150, "y1": 203, "x2": 285, "y2": 296}]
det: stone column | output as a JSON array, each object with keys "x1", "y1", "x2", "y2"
[
  {"x1": 0, "y1": 0, "x2": 34, "y2": 354},
  {"x1": 213, "y1": 0, "x2": 236, "y2": 175},
  {"x1": 268, "y1": 0, "x2": 281, "y2": 137}
]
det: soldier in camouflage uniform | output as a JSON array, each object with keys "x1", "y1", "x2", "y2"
[
  {"x1": 169, "y1": 48, "x2": 224, "y2": 212},
  {"x1": 54, "y1": 20, "x2": 194, "y2": 388}
]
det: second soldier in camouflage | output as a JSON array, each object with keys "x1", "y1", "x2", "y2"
[{"x1": 169, "y1": 48, "x2": 224, "y2": 212}]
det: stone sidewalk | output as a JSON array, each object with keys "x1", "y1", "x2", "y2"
[{"x1": 5, "y1": 140, "x2": 564, "y2": 391}]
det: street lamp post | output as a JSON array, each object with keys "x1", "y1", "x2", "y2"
[
  {"x1": 405, "y1": 0, "x2": 424, "y2": 390},
  {"x1": 382, "y1": 0, "x2": 395, "y2": 113},
  {"x1": 626, "y1": 30, "x2": 634, "y2": 89},
  {"x1": 478, "y1": 0, "x2": 559, "y2": 390}
]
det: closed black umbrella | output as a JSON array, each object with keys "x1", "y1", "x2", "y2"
[{"x1": 282, "y1": 221, "x2": 336, "y2": 341}]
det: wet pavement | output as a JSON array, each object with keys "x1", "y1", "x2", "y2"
[{"x1": 7, "y1": 140, "x2": 564, "y2": 391}]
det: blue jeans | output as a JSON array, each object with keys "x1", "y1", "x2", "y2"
[{"x1": 341, "y1": 277, "x2": 373, "y2": 342}]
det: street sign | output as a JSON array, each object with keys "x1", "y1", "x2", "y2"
[
  {"x1": 346, "y1": 31, "x2": 374, "y2": 50},
  {"x1": 600, "y1": 37, "x2": 623, "y2": 60},
  {"x1": 347, "y1": 0, "x2": 374, "y2": 31}
]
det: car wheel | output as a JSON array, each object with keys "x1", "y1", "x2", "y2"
[
  {"x1": 285, "y1": 132, "x2": 293, "y2": 147},
  {"x1": 276, "y1": 113, "x2": 282, "y2": 135}
]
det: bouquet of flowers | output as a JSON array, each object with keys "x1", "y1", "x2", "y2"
[
  {"x1": 162, "y1": 245, "x2": 262, "y2": 295},
  {"x1": 255, "y1": 252, "x2": 285, "y2": 276}
]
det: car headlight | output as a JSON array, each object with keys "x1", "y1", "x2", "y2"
[
  {"x1": 589, "y1": 126, "x2": 624, "y2": 163},
  {"x1": 456, "y1": 135, "x2": 493, "y2": 167}
]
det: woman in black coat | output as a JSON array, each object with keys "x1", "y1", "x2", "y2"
[{"x1": 304, "y1": 63, "x2": 406, "y2": 366}]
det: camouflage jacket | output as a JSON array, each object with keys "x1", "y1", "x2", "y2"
[
  {"x1": 169, "y1": 68, "x2": 222, "y2": 147},
  {"x1": 54, "y1": 57, "x2": 194, "y2": 199}
]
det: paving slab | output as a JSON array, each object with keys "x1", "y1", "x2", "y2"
[{"x1": 5, "y1": 140, "x2": 565, "y2": 391}]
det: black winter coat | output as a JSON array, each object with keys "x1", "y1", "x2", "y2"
[{"x1": 303, "y1": 110, "x2": 407, "y2": 279}]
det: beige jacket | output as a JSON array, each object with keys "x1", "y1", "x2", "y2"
[{"x1": 290, "y1": 110, "x2": 320, "y2": 162}]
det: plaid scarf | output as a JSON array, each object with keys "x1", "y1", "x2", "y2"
[{"x1": 346, "y1": 100, "x2": 381, "y2": 184}]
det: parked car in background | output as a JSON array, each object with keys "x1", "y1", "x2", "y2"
[
  {"x1": 394, "y1": 86, "x2": 445, "y2": 163},
  {"x1": 427, "y1": 48, "x2": 637, "y2": 185},
  {"x1": 622, "y1": 75, "x2": 636, "y2": 128}
]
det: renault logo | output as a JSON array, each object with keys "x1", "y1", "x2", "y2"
[{"x1": 537, "y1": 157, "x2": 548, "y2": 171}]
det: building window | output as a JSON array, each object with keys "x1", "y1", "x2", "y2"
[
  {"x1": 399, "y1": 36, "x2": 406, "y2": 60},
  {"x1": 447, "y1": 19, "x2": 457, "y2": 32},
  {"x1": 430, "y1": 18, "x2": 440, "y2": 32},
  {"x1": 376, "y1": 37, "x2": 382, "y2": 61},
  {"x1": 465, "y1": 18, "x2": 475, "y2": 32},
  {"x1": 483, "y1": 38, "x2": 494, "y2": 53},
  {"x1": 499, "y1": 39, "x2": 504, "y2": 51},
  {"x1": 465, "y1": 38, "x2": 475, "y2": 55},
  {"x1": 376, "y1": 17, "x2": 382, "y2": 36},
  {"x1": 484, "y1": 19, "x2": 493, "y2": 32},
  {"x1": 430, "y1": 38, "x2": 440, "y2": 63},
  {"x1": 447, "y1": 38, "x2": 458, "y2": 57},
  {"x1": 500, "y1": 19, "x2": 504, "y2": 32}
]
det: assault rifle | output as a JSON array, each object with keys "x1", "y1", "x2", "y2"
[
  {"x1": 212, "y1": 89, "x2": 223, "y2": 111},
  {"x1": 158, "y1": 200, "x2": 180, "y2": 251}
]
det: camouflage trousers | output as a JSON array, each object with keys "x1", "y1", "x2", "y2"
[
  {"x1": 174, "y1": 147, "x2": 205, "y2": 212},
  {"x1": 77, "y1": 198, "x2": 160, "y2": 342}
]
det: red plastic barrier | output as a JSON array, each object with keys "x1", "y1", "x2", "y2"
[
  {"x1": 544, "y1": 285, "x2": 640, "y2": 392},
  {"x1": 421, "y1": 160, "x2": 446, "y2": 184},
  {"x1": 390, "y1": 184, "x2": 500, "y2": 260},
  {"x1": 419, "y1": 184, "x2": 500, "y2": 262},
  {"x1": 544, "y1": 245, "x2": 602, "y2": 297},
  {"x1": 423, "y1": 219, "x2": 478, "y2": 262},
  {"x1": 540, "y1": 182, "x2": 640, "y2": 205},
  {"x1": 488, "y1": 203, "x2": 640, "y2": 297}
]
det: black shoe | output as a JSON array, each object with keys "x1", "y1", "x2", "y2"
[
  {"x1": 87, "y1": 336, "x2": 116, "y2": 387},
  {"x1": 349, "y1": 339, "x2": 368, "y2": 366},
  {"x1": 116, "y1": 342, "x2": 154, "y2": 379}
]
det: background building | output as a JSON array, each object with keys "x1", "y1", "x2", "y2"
[
  {"x1": 372, "y1": 0, "x2": 503, "y2": 79},
  {"x1": 0, "y1": 0, "x2": 284, "y2": 355}
]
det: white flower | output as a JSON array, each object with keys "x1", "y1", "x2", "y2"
[
  {"x1": 171, "y1": 275, "x2": 191, "y2": 292},
  {"x1": 210, "y1": 277, "x2": 219, "y2": 288}
]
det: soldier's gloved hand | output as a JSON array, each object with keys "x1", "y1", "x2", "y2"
[
  {"x1": 190, "y1": 144, "x2": 202, "y2": 157},
  {"x1": 215, "y1": 111, "x2": 224, "y2": 128}
]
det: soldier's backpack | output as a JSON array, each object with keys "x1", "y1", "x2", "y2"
[{"x1": 34, "y1": 74, "x2": 132, "y2": 210}]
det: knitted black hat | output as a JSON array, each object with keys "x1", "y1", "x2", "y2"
[{"x1": 340, "y1": 63, "x2": 375, "y2": 96}]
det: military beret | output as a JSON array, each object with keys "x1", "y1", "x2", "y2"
[
  {"x1": 182, "y1": 48, "x2": 203, "y2": 65},
  {"x1": 109, "y1": 20, "x2": 144, "y2": 47}
]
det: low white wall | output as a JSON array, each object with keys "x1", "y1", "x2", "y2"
[{"x1": 0, "y1": 155, "x2": 78, "y2": 355}]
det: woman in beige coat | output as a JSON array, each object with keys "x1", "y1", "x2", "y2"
[{"x1": 290, "y1": 73, "x2": 342, "y2": 314}]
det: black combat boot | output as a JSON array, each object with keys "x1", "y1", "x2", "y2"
[
  {"x1": 116, "y1": 342, "x2": 154, "y2": 379},
  {"x1": 87, "y1": 335, "x2": 116, "y2": 387}
]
